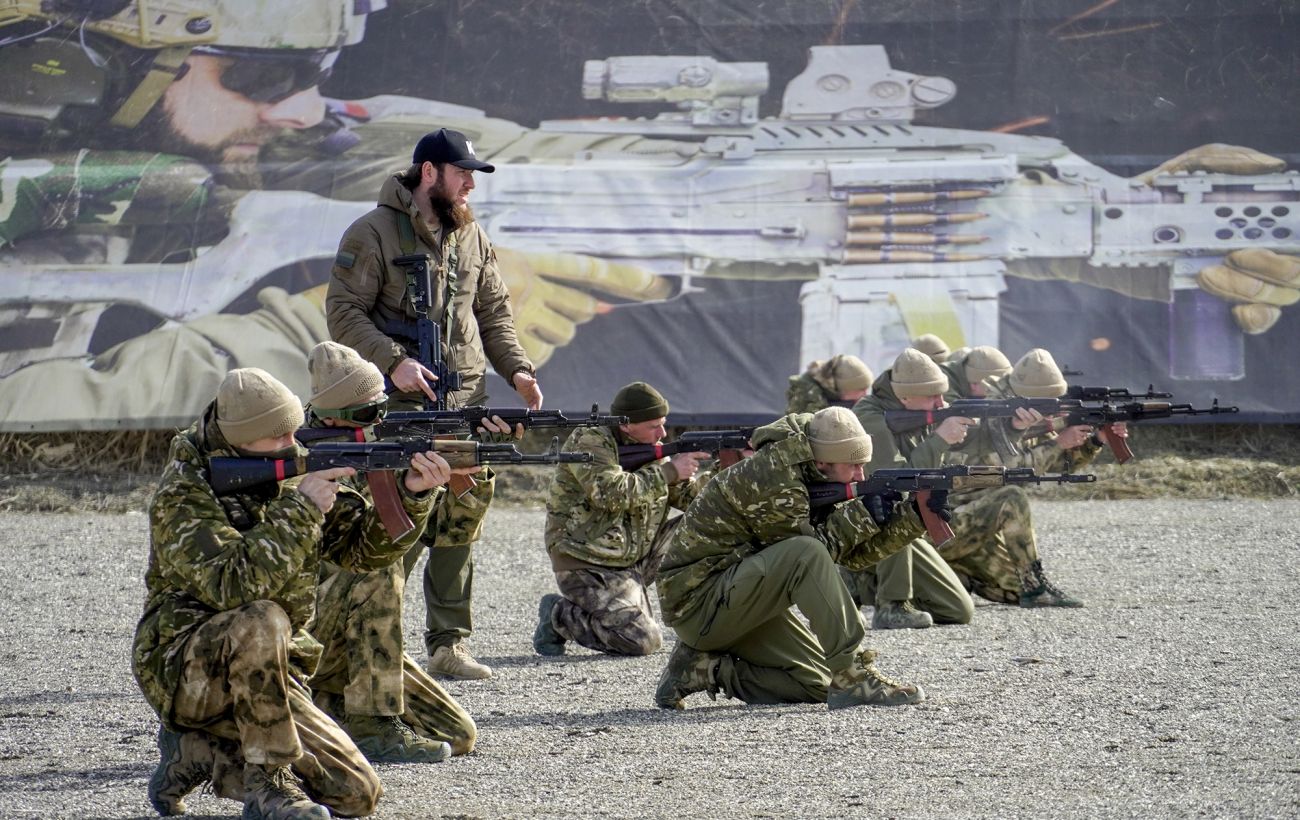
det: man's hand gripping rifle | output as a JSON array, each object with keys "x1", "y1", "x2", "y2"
[{"x1": 806, "y1": 465, "x2": 1097, "y2": 546}]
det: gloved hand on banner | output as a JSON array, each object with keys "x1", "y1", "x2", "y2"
[
  {"x1": 1011, "y1": 143, "x2": 1298, "y2": 335},
  {"x1": 494, "y1": 248, "x2": 670, "y2": 366},
  {"x1": 1139, "y1": 144, "x2": 1299, "y2": 334}
]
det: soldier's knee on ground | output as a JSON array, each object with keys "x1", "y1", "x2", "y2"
[
  {"x1": 231, "y1": 600, "x2": 293, "y2": 647},
  {"x1": 323, "y1": 766, "x2": 382, "y2": 818},
  {"x1": 451, "y1": 718, "x2": 477, "y2": 756},
  {"x1": 941, "y1": 592, "x2": 975, "y2": 625}
]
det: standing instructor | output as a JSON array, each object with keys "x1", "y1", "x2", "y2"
[{"x1": 327, "y1": 128, "x2": 540, "y2": 679}]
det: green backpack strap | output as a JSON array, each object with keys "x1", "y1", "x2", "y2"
[{"x1": 397, "y1": 210, "x2": 417, "y2": 255}]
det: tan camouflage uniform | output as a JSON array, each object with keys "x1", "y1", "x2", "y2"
[
  {"x1": 656, "y1": 414, "x2": 924, "y2": 703},
  {"x1": 542, "y1": 426, "x2": 702, "y2": 655},
  {"x1": 302, "y1": 416, "x2": 477, "y2": 755},
  {"x1": 847, "y1": 370, "x2": 984, "y2": 623},
  {"x1": 132, "y1": 404, "x2": 432, "y2": 813},
  {"x1": 936, "y1": 370, "x2": 1103, "y2": 603},
  {"x1": 328, "y1": 173, "x2": 532, "y2": 654}
]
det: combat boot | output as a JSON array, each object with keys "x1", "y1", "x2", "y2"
[
  {"x1": 827, "y1": 649, "x2": 926, "y2": 710},
  {"x1": 654, "y1": 640, "x2": 720, "y2": 710},
  {"x1": 241, "y1": 764, "x2": 329, "y2": 820},
  {"x1": 427, "y1": 641, "x2": 493, "y2": 680},
  {"x1": 871, "y1": 600, "x2": 934, "y2": 630},
  {"x1": 1019, "y1": 559, "x2": 1084, "y2": 608},
  {"x1": 147, "y1": 726, "x2": 212, "y2": 816},
  {"x1": 343, "y1": 714, "x2": 452, "y2": 764},
  {"x1": 532, "y1": 593, "x2": 567, "y2": 656}
]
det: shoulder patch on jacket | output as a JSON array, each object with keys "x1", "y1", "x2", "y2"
[{"x1": 335, "y1": 250, "x2": 356, "y2": 269}]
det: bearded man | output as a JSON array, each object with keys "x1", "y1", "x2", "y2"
[{"x1": 326, "y1": 128, "x2": 539, "y2": 680}]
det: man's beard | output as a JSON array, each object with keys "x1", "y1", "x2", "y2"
[
  {"x1": 132, "y1": 104, "x2": 278, "y2": 190},
  {"x1": 428, "y1": 187, "x2": 474, "y2": 233}
]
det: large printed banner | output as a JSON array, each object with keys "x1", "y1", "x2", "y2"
[{"x1": 2, "y1": 0, "x2": 1297, "y2": 429}]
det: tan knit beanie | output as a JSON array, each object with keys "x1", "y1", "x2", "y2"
[
  {"x1": 891, "y1": 348, "x2": 949, "y2": 398},
  {"x1": 808, "y1": 406, "x2": 873, "y2": 464},
  {"x1": 911, "y1": 333, "x2": 951, "y2": 363},
  {"x1": 824, "y1": 354, "x2": 874, "y2": 393},
  {"x1": 216, "y1": 368, "x2": 303, "y2": 446},
  {"x1": 964, "y1": 346, "x2": 1013, "y2": 385},
  {"x1": 309, "y1": 341, "x2": 385, "y2": 410},
  {"x1": 1010, "y1": 348, "x2": 1068, "y2": 398}
]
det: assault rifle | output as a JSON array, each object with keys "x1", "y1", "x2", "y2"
[
  {"x1": 210, "y1": 438, "x2": 590, "y2": 540},
  {"x1": 806, "y1": 466, "x2": 1097, "y2": 545},
  {"x1": 387, "y1": 253, "x2": 462, "y2": 410},
  {"x1": 883, "y1": 397, "x2": 1238, "y2": 463},
  {"x1": 617, "y1": 429, "x2": 755, "y2": 472},
  {"x1": 377, "y1": 404, "x2": 626, "y2": 439},
  {"x1": 1062, "y1": 385, "x2": 1172, "y2": 402}
]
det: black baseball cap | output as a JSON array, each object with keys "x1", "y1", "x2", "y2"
[{"x1": 412, "y1": 128, "x2": 495, "y2": 173}]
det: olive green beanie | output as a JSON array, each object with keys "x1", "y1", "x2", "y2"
[{"x1": 611, "y1": 381, "x2": 670, "y2": 423}]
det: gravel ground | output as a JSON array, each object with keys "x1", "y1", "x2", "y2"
[{"x1": 1, "y1": 500, "x2": 1298, "y2": 819}]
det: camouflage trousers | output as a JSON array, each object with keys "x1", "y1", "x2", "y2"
[
  {"x1": 550, "y1": 517, "x2": 680, "y2": 656},
  {"x1": 170, "y1": 601, "x2": 381, "y2": 817},
  {"x1": 402, "y1": 471, "x2": 495, "y2": 653},
  {"x1": 841, "y1": 539, "x2": 974, "y2": 624},
  {"x1": 670, "y1": 536, "x2": 865, "y2": 704},
  {"x1": 310, "y1": 562, "x2": 478, "y2": 755},
  {"x1": 937, "y1": 485, "x2": 1039, "y2": 604}
]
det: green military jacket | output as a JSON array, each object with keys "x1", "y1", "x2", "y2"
[
  {"x1": 132, "y1": 404, "x2": 434, "y2": 728},
  {"x1": 655, "y1": 413, "x2": 924, "y2": 625},
  {"x1": 785, "y1": 372, "x2": 836, "y2": 414},
  {"x1": 544, "y1": 426, "x2": 700, "y2": 568},
  {"x1": 325, "y1": 174, "x2": 532, "y2": 407},
  {"x1": 969, "y1": 374, "x2": 1104, "y2": 475}
]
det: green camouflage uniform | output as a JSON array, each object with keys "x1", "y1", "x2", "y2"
[
  {"x1": 935, "y1": 372, "x2": 1104, "y2": 603},
  {"x1": 784, "y1": 372, "x2": 837, "y2": 414},
  {"x1": 328, "y1": 173, "x2": 532, "y2": 653},
  {"x1": 302, "y1": 414, "x2": 477, "y2": 755},
  {"x1": 846, "y1": 370, "x2": 981, "y2": 624},
  {"x1": 132, "y1": 404, "x2": 434, "y2": 812},
  {"x1": 543, "y1": 426, "x2": 702, "y2": 656},
  {"x1": 656, "y1": 413, "x2": 924, "y2": 704}
]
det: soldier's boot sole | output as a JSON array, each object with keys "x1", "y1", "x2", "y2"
[{"x1": 827, "y1": 683, "x2": 927, "y2": 710}]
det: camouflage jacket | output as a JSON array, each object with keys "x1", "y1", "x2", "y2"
[
  {"x1": 545, "y1": 426, "x2": 700, "y2": 568},
  {"x1": 785, "y1": 372, "x2": 836, "y2": 414},
  {"x1": 132, "y1": 404, "x2": 434, "y2": 727},
  {"x1": 852, "y1": 370, "x2": 995, "y2": 472},
  {"x1": 655, "y1": 413, "x2": 924, "y2": 625},
  {"x1": 966, "y1": 374, "x2": 1104, "y2": 475},
  {"x1": 325, "y1": 175, "x2": 532, "y2": 407}
]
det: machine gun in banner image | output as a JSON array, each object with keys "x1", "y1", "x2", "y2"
[
  {"x1": 210, "y1": 438, "x2": 591, "y2": 539},
  {"x1": 806, "y1": 465, "x2": 1097, "y2": 545},
  {"x1": 617, "y1": 429, "x2": 755, "y2": 471},
  {"x1": 474, "y1": 45, "x2": 1300, "y2": 381},
  {"x1": 884, "y1": 396, "x2": 1239, "y2": 462}
]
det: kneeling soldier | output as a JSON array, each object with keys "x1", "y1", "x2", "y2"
[
  {"x1": 136, "y1": 368, "x2": 446, "y2": 818},
  {"x1": 302, "y1": 342, "x2": 477, "y2": 763},
  {"x1": 654, "y1": 407, "x2": 928, "y2": 710},
  {"x1": 534, "y1": 382, "x2": 707, "y2": 657}
]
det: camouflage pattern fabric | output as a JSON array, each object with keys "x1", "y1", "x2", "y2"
[
  {"x1": 657, "y1": 413, "x2": 924, "y2": 626},
  {"x1": 933, "y1": 373, "x2": 1102, "y2": 602},
  {"x1": 132, "y1": 401, "x2": 432, "y2": 739},
  {"x1": 784, "y1": 372, "x2": 835, "y2": 414},
  {"x1": 310, "y1": 562, "x2": 407, "y2": 717},
  {"x1": 169, "y1": 602, "x2": 382, "y2": 817},
  {"x1": 545, "y1": 426, "x2": 701, "y2": 568},
  {"x1": 550, "y1": 516, "x2": 681, "y2": 656}
]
